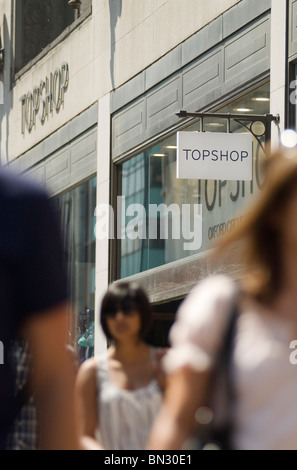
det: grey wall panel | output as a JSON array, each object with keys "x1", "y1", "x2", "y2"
[
  {"x1": 12, "y1": 142, "x2": 45, "y2": 173},
  {"x1": 111, "y1": 0, "x2": 271, "y2": 115},
  {"x1": 112, "y1": 100, "x2": 145, "y2": 157},
  {"x1": 223, "y1": 17, "x2": 270, "y2": 94},
  {"x1": 9, "y1": 102, "x2": 98, "y2": 172},
  {"x1": 71, "y1": 131, "x2": 97, "y2": 164},
  {"x1": 46, "y1": 149, "x2": 69, "y2": 181},
  {"x1": 71, "y1": 159, "x2": 97, "y2": 183},
  {"x1": 14, "y1": 125, "x2": 97, "y2": 197},
  {"x1": 47, "y1": 128, "x2": 97, "y2": 196},
  {"x1": 70, "y1": 129, "x2": 97, "y2": 187},
  {"x1": 222, "y1": 0, "x2": 271, "y2": 39},
  {"x1": 69, "y1": 104, "x2": 99, "y2": 141},
  {"x1": 112, "y1": 13, "x2": 270, "y2": 160},
  {"x1": 9, "y1": 104, "x2": 98, "y2": 196},
  {"x1": 145, "y1": 47, "x2": 182, "y2": 91},
  {"x1": 111, "y1": 73, "x2": 145, "y2": 115},
  {"x1": 44, "y1": 126, "x2": 71, "y2": 158},
  {"x1": 25, "y1": 166, "x2": 45, "y2": 186},
  {"x1": 146, "y1": 76, "x2": 182, "y2": 135},
  {"x1": 289, "y1": 0, "x2": 297, "y2": 59},
  {"x1": 181, "y1": 17, "x2": 223, "y2": 67},
  {"x1": 45, "y1": 149, "x2": 71, "y2": 194},
  {"x1": 182, "y1": 49, "x2": 222, "y2": 111}
]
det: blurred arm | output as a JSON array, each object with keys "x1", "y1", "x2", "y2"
[
  {"x1": 23, "y1": 303, "x2": 78, "y2": 450},
  {"x1": 148, "y1": 277, "x2": 237, "y2": 449},
  {"x1": 148, "y1": 366, "x2": 210, "y2": 450},
  {"x1": 74, "y1": 359, "x2": 104, "y2": 450}
]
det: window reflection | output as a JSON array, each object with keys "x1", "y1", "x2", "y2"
[{"x1": 54, "y1": 177, "x2": 96, "y2": 363}]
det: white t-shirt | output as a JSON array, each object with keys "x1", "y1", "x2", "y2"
[{"x1": 164, "y1": 275, "x2": 297, "y2": 450}]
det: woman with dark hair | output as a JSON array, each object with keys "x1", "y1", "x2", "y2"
[
  {"x1": 148, "y1": 150, "x2": 297, "y2": 450},
  {"x1": 75, "y1": 282, "x2": 165, "y2": 450}
]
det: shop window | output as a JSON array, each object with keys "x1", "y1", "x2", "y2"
[
  {"x1": 15, "y1": 0, "x2": 92, "y2": 74},
  {"x1": 54, "y1": 177, "x2": 96, "y2": 364},
  {"x1": 116, "y1": 83, "x2": 270, "y2": 279}
]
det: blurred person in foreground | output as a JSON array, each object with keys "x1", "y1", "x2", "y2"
[
  {"x1": 75, "y1": 282, "x2": 166, "y2": 450},
  {"x1": 148, "y1": 150, "x2": 297, "y2": 451},
  {"x1": 5, "y1": 339, "x2": 39, "y2": 450},
  {"x1": 0, "y1": 169, "x2": 77, "y2": 450},
  {"x1": 6, "y1": 342, "x2": 79, "y2": 450}
]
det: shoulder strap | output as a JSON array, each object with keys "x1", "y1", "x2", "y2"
[
  {"x1": 150, "y1": 347, "x2": 167, "y2": 369},
  {"x1": 196, "y1": 281, "x2": 240, "y2": 449},
  {"x1": 199, "y1": 297, "x2": 239, "y2": 449},
  {"x1": 96, "y1": 353, "x2": 109, "y2": 390},
  {"x1": 220, "y1": 302, "x2": 238, "y2": 404},
  {"x1": 150, "y1": 347, "x2": 158, "y2": 367}
]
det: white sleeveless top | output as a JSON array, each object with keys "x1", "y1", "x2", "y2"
[{"x1": 96, "y1": 349, "x2": 163, "y2": 450}]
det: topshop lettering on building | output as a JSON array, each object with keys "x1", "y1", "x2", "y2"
[{"x1": 19, "y1": 62, "x2": 69, "y2": 135}]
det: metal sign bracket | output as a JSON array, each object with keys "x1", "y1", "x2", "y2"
[{"x1": 176, "y1": 111, "x2": 280, "y2": 154}]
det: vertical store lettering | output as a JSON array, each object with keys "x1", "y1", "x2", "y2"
[{"x1": 20, "y1": 62, "x2": 69, "y2": 134}]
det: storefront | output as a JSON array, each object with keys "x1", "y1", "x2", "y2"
[
  {"x1": 10, "y1": 103, "x2": 98, "y2": 362},
  {"x1": 1, "y1": 0, "x2": 289, "y2": 355},
  {"x1": 110, "y1": 4, "x2": 272, "y2": 345},
  {"x1": 0, "y1": 0, "x2": 103, "y2": 360}
]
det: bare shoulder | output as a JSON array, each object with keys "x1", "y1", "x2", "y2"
[
  {"x1": 75, "y1": 358, "x2": 99, "y2": 420},
  {"x1": 76, "y1": 357, "x2": 98, "y2": 384}
]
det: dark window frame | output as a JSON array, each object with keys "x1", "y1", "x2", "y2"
[{"x1": 288, "y1": 61, "x2": 297, "y2": 129}]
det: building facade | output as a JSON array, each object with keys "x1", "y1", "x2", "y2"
[{"x1": 0, "y1": 0, "x2": 293, "y2": 357}]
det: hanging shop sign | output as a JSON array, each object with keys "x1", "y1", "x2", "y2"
[
  {"x1": 20, "y1": 62, "x2": 69, "y2": 135},
  {"x1": 176, "y1": 131, "x2": 253, "y2": 181}
]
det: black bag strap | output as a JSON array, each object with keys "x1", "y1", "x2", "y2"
[
  {"x1": 220, "y1": 302, "x2": 239, "y2": 405},
  {"x1": 197, "y1": 291, "x2": 239, "y2": 450}
]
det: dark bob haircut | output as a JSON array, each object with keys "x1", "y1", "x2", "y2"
[{"x1": 100, "y1": 282, "x2": 153, "y2": 341}]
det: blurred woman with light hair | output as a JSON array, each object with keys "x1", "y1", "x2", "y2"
[{"x1": 148, "y1": 150, "x2": 297, "y2": 450}]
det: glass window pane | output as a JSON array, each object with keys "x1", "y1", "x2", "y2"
[{"x1": 53, "y1": 176, "x2": 96, "y2": 363}]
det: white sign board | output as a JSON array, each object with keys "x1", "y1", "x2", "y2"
[{"x1": 177, "y1": 131, "x2": 253, "y2": 181}]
